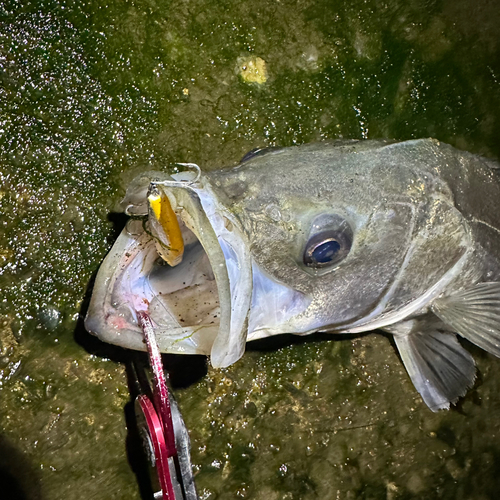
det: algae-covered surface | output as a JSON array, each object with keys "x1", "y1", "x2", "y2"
[{"x1": 1, "y1": 0, "x2": 500, "y2": 498}]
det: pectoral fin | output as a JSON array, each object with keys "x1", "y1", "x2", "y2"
[
  {"x1": 386, "y1": 320, "x2": 476, "y2": 412},
  {"x1": 432, "y1": 282, "x2": 500, "y2": 356}
]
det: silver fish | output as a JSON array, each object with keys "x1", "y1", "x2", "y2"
[{"x1": 85, "y1": 139, "x2": 500, "y2": 411}]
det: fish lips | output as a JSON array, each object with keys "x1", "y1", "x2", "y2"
[{"x1": 85, "y1": 174, "x2": 254, "y2": 368}]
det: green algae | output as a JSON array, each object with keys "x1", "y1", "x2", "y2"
[{"x1": 1, "y1": 0, "x2": 500, "y2": 498}]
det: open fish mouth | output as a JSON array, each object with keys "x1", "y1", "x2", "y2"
[{"x1": 85, "y1": 166, "x2": 309, "y2": 368}]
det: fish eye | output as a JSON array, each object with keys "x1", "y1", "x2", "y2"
[{"x1": 303, "y1": 218, "x2": 353, "y2": 268}]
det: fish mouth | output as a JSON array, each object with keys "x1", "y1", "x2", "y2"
[{"x1": 85, "y1": 169, "x2": 309, "y2": 368}]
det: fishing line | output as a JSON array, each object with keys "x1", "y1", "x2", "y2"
[{"x1": 150, "y1": 163, "x2": 202, "y2": 188}]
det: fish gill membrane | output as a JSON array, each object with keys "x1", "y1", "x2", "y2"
[{"x1": 85, "y1": 139, "x2": 500, "y2": 412}]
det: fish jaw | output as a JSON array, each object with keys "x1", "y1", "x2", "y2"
[
  {"x1": 85, "y1": 182, "x2": 250, "y2": 366},
  {"x1": 185, "y1": 180, "x2": 254, "y2": 367}
]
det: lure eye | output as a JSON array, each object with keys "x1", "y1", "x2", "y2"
[{"x1": 303, "y1": 218, "x2": 353, "y2": 269}]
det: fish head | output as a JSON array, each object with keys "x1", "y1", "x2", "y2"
[
  {"x1": 85, "y1": 140, "x2": 472, "y2": 368},
  {"x1": 209, "y1": 141, "x2": 472, "y2": 336}
]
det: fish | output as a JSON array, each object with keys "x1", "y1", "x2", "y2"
[{"x1": 85, "y1": 139, "x2": 500, "y2": 412}]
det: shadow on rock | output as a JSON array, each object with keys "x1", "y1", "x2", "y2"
[{"x1": 0, "y1": 436, "x2": 43, "y2": 500}]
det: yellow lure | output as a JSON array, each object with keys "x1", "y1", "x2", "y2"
[{"x1": 147, "y1": 188, "x2": 184, "y2": 266}]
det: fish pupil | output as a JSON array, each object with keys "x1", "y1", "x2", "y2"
[{"x1": 312, "y1": 239, "x2": 340, "y2": 264}]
